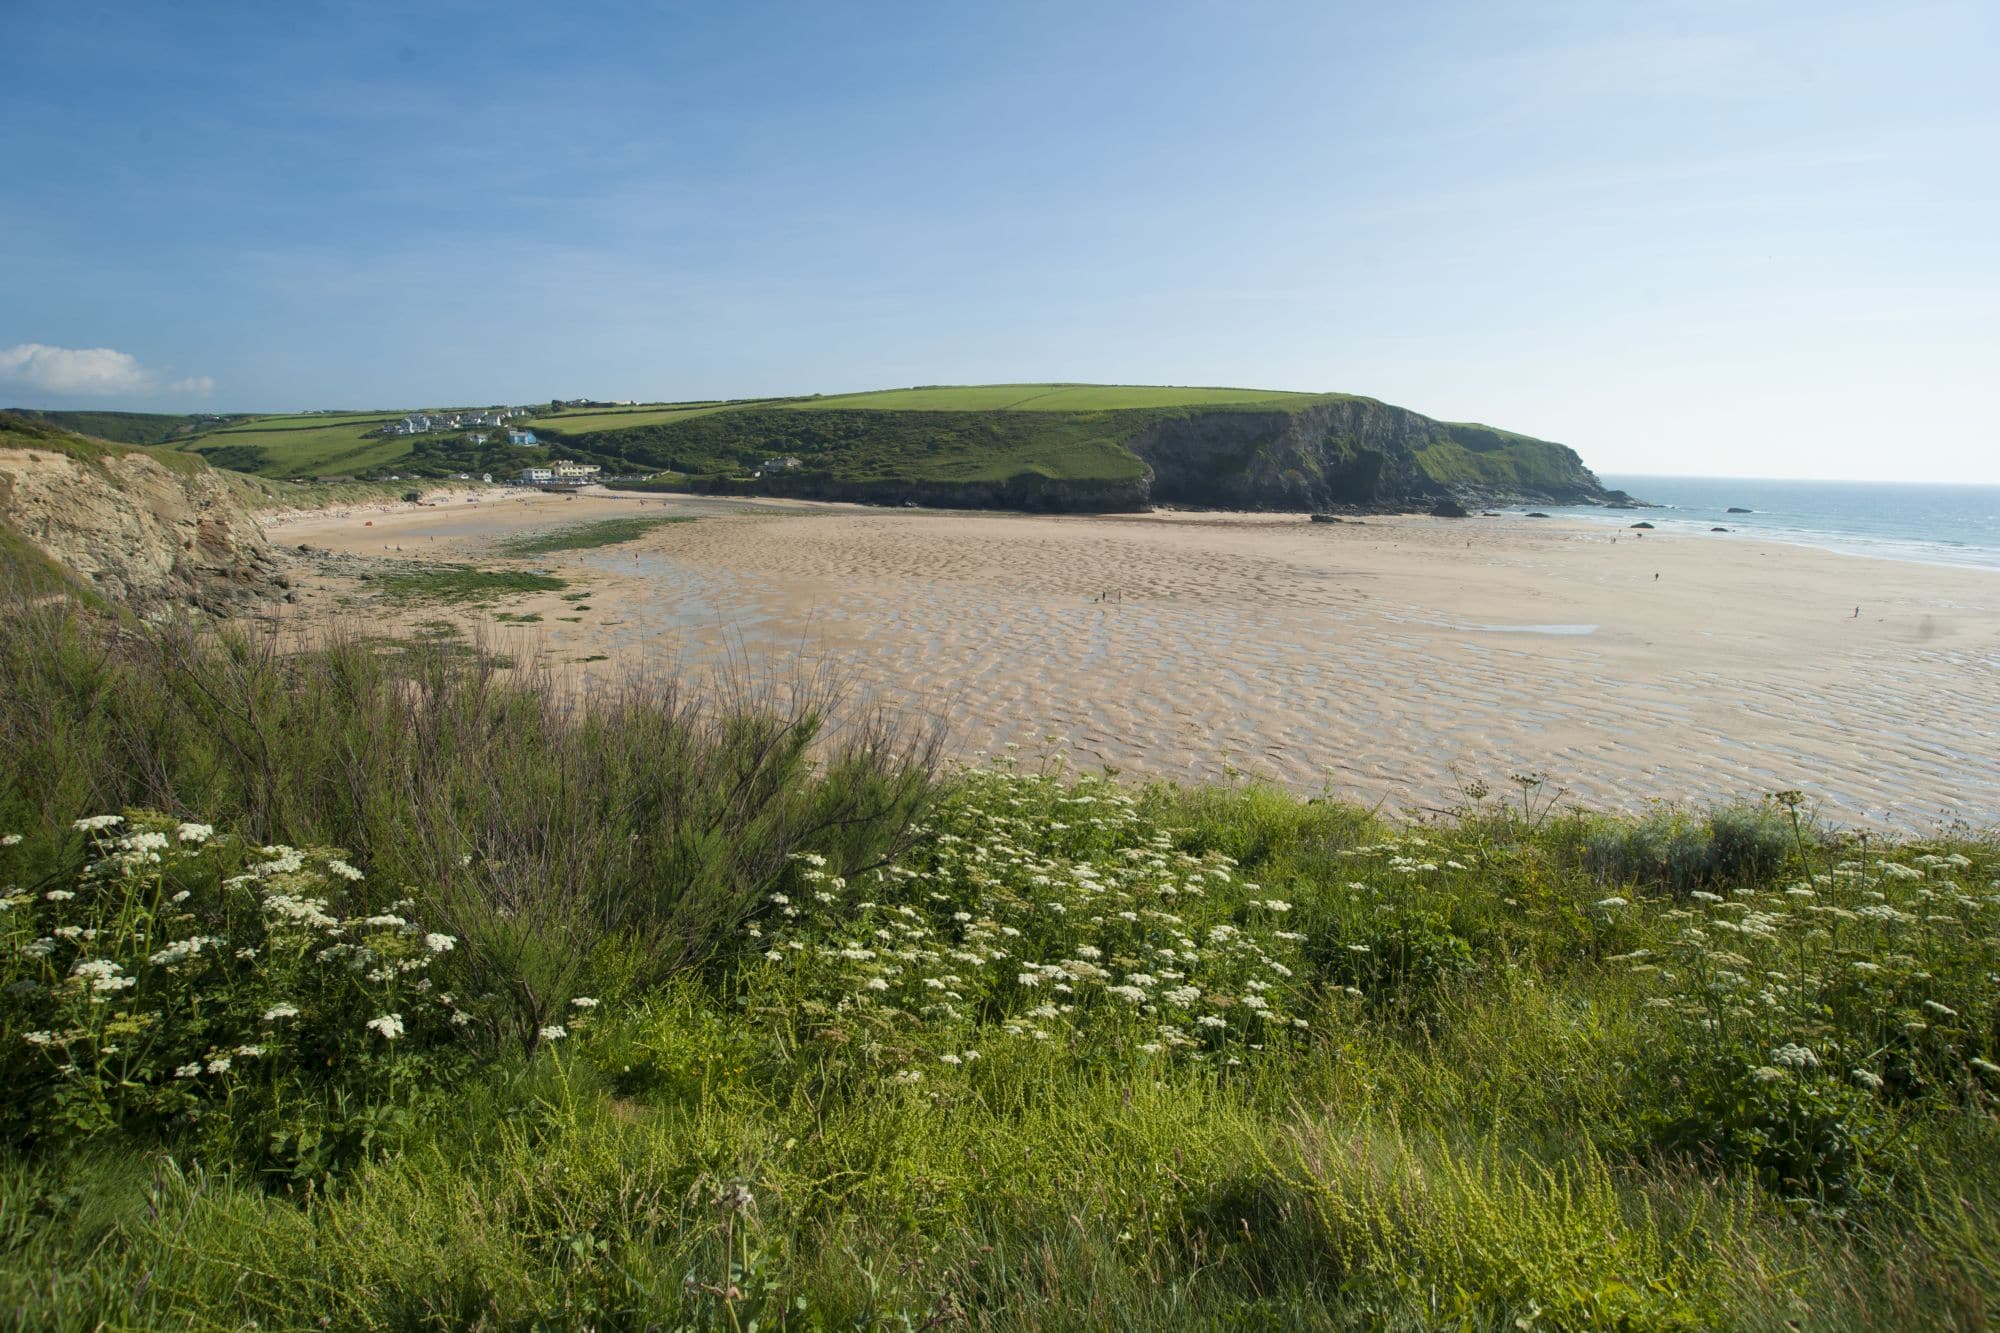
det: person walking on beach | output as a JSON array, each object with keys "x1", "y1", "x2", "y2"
[{"x1": 1854, "y1": 606, "x2": 1861, "y2": 618}]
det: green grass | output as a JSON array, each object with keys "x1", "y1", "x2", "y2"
[
  {"x1": 373, "y1": 563, "x2": 566, "y2": 605},
  {"x1": 525, "y1": 402, "x2": 774, "y2": 434},
  {"x1": 0, "y1": 409, "x2": 231, "y2": 445},
  {"x1": 184, "y1": 419, "x2": 414, "y2": 478},
  {"x1": 16, "y1": 387, "x2": 1599, "y2": 510},
  {"x1": 1, "y1": 413, "x2": 208, "y2": 478},
  {"x1": 787, "y1": 383, "x2": 1335, "y2": 411},
  {"x1": 0, "y1": 596, "x2": 1996, "y2": 1327},
  {"x1": 498, "y1": 514, "x2": 698, "y2": 556}
]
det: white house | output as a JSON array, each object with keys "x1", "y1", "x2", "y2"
[
  {"x1": 549, "y1": 459, "x2": 600, "y2": 481},
  {"x1": 519, "y1": 466, "x2": 554, "y2": 484}
]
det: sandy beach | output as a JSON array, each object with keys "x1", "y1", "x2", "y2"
[{"x1": 269, "y1": 489, "x2": 2000, "y2": 831}]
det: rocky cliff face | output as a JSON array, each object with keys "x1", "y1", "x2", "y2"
[
  {"x1": 0, "y1": 426, "x2": 287, "y2": 616},
  {"x1": 1128, "y1": 400, "x2": 1623, "y2": 510}
]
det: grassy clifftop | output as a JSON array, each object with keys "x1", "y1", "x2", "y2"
[{"x1": 12, "y1": 385, "x2": 1623, "y2": 511}]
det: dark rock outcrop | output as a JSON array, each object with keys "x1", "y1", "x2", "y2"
[{"x1": 1124, "y1": 399, "x2": 1622, "y2": 512}]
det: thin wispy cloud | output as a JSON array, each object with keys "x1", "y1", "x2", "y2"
[{"x1": 0, "y1": 344, "x2": 214, "y2": 397}]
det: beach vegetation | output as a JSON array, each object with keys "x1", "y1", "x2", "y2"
[
  {"x1": 499, "y1": 514, "x2": 697, "y2": 557},
  {"x1": 1, "y1": 592, "x2": 1994, "y2": 1327},
  {"x1": 373, "y1": 563, "x2": 566, "y2": 605}
]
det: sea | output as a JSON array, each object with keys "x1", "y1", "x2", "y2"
[{"x1": 1528, "y1": 475, "x2": 2000, "y2": 573}]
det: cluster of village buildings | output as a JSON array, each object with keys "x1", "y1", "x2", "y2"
[
  {"x1": 382, "y1": 407, "x2": 533, "y2": 437},
  {"x1": 517, "y1": 459, "x2": 602, "y2": 486}
]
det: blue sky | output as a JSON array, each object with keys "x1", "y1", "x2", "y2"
[{"x1": 2, "y1": 0, "x2": 1994, "y2": 481}]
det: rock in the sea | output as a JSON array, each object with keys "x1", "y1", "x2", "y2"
[
  {"x1": 1711, "y1": 526, "x2": 1730, "y2": 532},
  {"x1": 1430, "y1": 499, "x2": 1470, "y2": 518},
  {"x1": 1526, "y1": 511, "x2": 1550, "y2": 518},
  {"x1": 1630, "y1": 521, "x2": 1655, "y2": 529},
  {"x1": 1309, "y1": 513, "x2": 1342, "y2": 524},
  {"x1": 1727, "y1": 506, "x2": 1753, "y2": 514}
]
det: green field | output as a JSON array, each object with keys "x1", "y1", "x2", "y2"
[
  {"x1": 15, "y1": 386, "x2": 1610, "y2": 508},
  {"x1": 184, "y1": 417, "x2": 413, "y2": 477},
  {"x1": 0, "y1": 409, "x2": 237, "y2": 445},
  {"x1": 524, "y1": 402, "x2": 754, "y2": 434},
  {"x1": 787, "y1": 383, "x2": 1334, "y2": 412}
]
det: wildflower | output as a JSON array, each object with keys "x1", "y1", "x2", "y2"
[
  {"x1": 0, "y1": 834, "x2": 20, "y2": 846},
  {"x1": 1594, "y1": 896, "x2": 1629, "y2": 910},
  {"x1": 72, "y1": 959, "x2": 136, "y2": 992},
  {"x1": 1751, "y1": 1066, "x2": 1788, "y2": 1083},
  {"x1": 366, "y1": 1013, "x2": 405, "y2": 1040},
  {"x1": 206, "y1": 1055, "x2": 232, "y2": 1074},
  {"x1": 569, "y1": 996, "x2": 599, "y2": 1009},
  {"x1": 1017, "y1": 972, "x2": 1040, "y2": 987},
  {"x1": 1971, "y1": 1058, "x2": 2000, "y2": 1078},
  {"x1": 72, "y1": 815, "x2": 124, "y2": 832},
  {"x1": 892, "y1": 1069, "x2": 923, "y2": 1083},
  {"x1": 325, "y1": 859, "x2": 365, "y2": 882},
  {"x1": 45, "y1": 890, "x2": 75, "y2": 902},
  {"x1": 234, "y1": 1044, "x2": 265, "y2": 1058},
  {"x1": 1195, "y1": 1015, "x2": 1227, "y2": 1029},
  {"x1": 938, "y1": 1052, "x2": 962, "y2": 1065},
  {"x1": 1923, "y1": 1000, "x2": 1958, "y2": 1019},
  {"x1": 1771, "y1": 1043, "x2": 1820, "y2": 1070},
  {"x1": 1852, "y1": 1068, "x2": 1884, "y2": 1090},
  {"x1": 175, "y1": 1063, "x2": 201, "y2": 1078},
  {"x1": 22, "y1": 1031, "x2": 53, "y2": 1046},
  {"x1": 538, "y1": 1024, "x2": 567, "y2": 1041},
  {"x1": 865, "y1": 977, "x2": 889, "y2": 992},
  {"x1": 263, "y1": 1004, "x2": 300, "y2": 1021},
  {"x1": 362, "y1": 914, "x2": 405, "y2": 929}
]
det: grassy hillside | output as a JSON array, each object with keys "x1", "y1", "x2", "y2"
[
  {"x1": 566, "y1": 407, "x2": 1157, "y2": 486},
  {"x1": 0, "y1": 599, "x2": 1995, "y2": 1327},
  {"x1": 1, "y1": 411, "x2": 208, "y2": 478},
  {"x1": 786, "y1": 383, "x2": 1335, "y2": 412},
  {"x1": 15, "y1": 386, "x2": 1612, "y2": 508},
  {"x1": 0, "y1": 409, "x2": 236, "y2": 445},
  {"x1": 181, "y1": 414, "x2": 412, "y2": 478}
]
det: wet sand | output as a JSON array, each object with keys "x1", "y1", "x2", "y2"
[{"x1": 271, "y1": 489, "x2": 2000, "y2": 830}]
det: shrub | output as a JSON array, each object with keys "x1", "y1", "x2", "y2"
[{"x1": 0, "y1": 813, "x2": 471, "y2": 1157}]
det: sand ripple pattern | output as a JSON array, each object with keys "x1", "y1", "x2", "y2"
[{"x1": 546, "y1": 509, "x2": 2000, "y2": 830}]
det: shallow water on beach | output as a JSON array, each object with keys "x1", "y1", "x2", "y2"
[{"x1": 1545, "y1": 475, "x2": 2000, "y2": 571}]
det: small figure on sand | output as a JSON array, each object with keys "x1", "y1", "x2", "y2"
[{"x1": 1854, "y1": 606, "x2": 1861, "y2": 618}]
